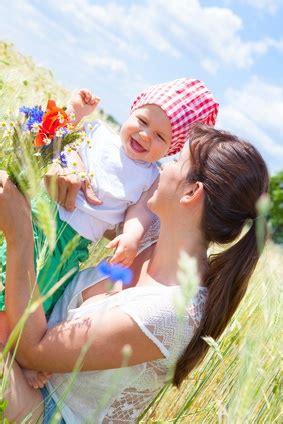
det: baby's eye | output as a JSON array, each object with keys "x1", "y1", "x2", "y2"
[
  {"x1": 138, "y1": 117, "x2": 147, "y2": 125},
  {"x1": 157, "y1": 133, "x2": 166, "y2": 142}
]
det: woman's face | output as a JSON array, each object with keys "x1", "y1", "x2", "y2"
[{"x1": 148, "y1": 149, "x2": 190, "y2": 214}]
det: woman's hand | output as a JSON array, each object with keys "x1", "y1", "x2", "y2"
[
  {"x1": 0, "y1": 171, "x2": 32, "y2": 243},
  {"x1": 44, "y1": 153, "x2": 102, "y2": 211}
]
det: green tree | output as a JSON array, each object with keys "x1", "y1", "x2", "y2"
[{"x1": 269, "y1": 171, "x2": 283, "y2": 244}]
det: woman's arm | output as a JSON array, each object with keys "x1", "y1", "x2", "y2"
[
  {"x1": 0, "y1": 312, "x2": 9, "y2": 344},
  {"x1": 16, "y1": 307, "x2": 164, "y2": 373},
  {"x1": 6, "y1": 230, "x2": 163, "y2": 372},
  {"x1": 0, "y1": 172, "x2": 48, "y2": 352},
  {"x1": 8, "y1": 231, "x2": 163, "y2": 372},
  {"x1": 0, "y1": 172, "x2": 163, "y2": 373},
  {"x1": 6, "y1": 231, "x2": 163, "y2": 372}
]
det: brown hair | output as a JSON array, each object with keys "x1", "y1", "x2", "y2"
[{"x1": 173, "y1": 124, "x2": 269, "y2": 387}]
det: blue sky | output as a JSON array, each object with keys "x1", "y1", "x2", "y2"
[{"x1": 0, "y1": 0, "x2": 282, "y2": 174}]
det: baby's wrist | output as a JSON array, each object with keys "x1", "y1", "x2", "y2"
[{"x1": 121, "y1": 233, "x2": 140, "y2": 248}]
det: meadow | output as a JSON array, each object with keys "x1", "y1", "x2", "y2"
[{"x1": 0, "y1": 41, "x2": 282, "y2": 423}]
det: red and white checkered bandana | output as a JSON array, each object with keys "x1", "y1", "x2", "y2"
[{"x1": 131, "y1": 78, "x2": 219, "y2": 156}]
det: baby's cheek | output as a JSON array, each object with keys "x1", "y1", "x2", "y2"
[
  {"x1": 158, "y1": 143, "x2": 169, "y2": 158},
  {"x1": 129, "y1": 121, "x2": 139, "y2": 132}
]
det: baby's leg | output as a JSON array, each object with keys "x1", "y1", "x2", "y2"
[
  {"x1": 0, "y1": 344, "x2": 44, "y2": 423},
  {"x1": 0, "y1": 311, "x2": 9, "y2": 344},
  {"x1": 23, "y1": 368, "x2": 53, "y2": 389}
]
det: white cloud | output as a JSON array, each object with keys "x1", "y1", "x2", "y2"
[
  {"x1": 218, "y1": 77, "x2": 283, "y2": 172},
  {"x1": 155, "y1": 0, "x2": 282, "y2": 71},
  {"x1": 0, "y1": 0, "x2": 282, "y2": 173},
  {"x1": 239, "y1": 0, "x2": 283, "y2": 14},
  {"x1": 50, "y1": 0, "x2": 182, "y2": 58},
  {"x1": 42, "y1": 0, "x2": 283, "y2": 71},
  {"x1": 200, "y1": 58, "x2": 219, "y2": 75},
  {"x1": 225, "y1": 77, "x2": 283, "y2": 135},
  {"x1": 219, "y1": 105, "x2": 283, "y2": 155},
  {"x1": 1, "y1": 0, "x2": 281, "y2": 84},
  {"x1": 83, "y1": 55, "x2": 128, "y2": 74}
]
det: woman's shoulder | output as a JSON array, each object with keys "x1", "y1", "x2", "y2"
[
  {"x1": 117, "y1": 284, "x2": 207, "y2": 361},
  {"x1": 120, "y1": 284, "x2": 207, "y2": 329},
  {"x1": 120, "y1": 284, "x2": 207, "y2": 318}
]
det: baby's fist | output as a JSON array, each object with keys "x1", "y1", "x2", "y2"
[
  {"x1": 79, "y1": 89, "x2": 100, "y2": 106},
  {"x1": 68, "y1": 89, "x2": 100, "y2": 125},
  {"x1": 107, "y1": 234, "x2": 138, "y2": 267}
]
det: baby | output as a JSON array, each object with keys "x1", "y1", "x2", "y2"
[
  {"x1": 0, "y1": 78, "x2": 219, "y2": 388},
  {"x1": 59, "y1": 78, "x2": 219, "y2": 266}
]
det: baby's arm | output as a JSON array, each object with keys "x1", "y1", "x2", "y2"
[
  {"x1": 68, "y1": 89, "x2": 100, "y2": 126},
  {"x1": 108, "y1": 178, "x2": 159, "y2": 267}
]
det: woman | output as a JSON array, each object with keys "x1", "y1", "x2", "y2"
[{"x1": 0, "y1": 124, "x2": 268, "y2": 423}]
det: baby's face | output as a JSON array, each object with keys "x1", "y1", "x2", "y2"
[{"x1": 120, "y1": 104, "x2": 172, "y2": 162}]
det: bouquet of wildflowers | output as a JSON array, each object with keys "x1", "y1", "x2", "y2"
[{"x1": 0, "y1": 99, "x2": 83, "y2": 196}]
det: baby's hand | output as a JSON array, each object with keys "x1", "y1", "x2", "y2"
[
  {"x1": 23, "y1": 369, "x2": 53, "y2": 389},
  {"x1": 107, "y1": 234, "x2": 139, "y2": 267},
  {"x1": 68, "y1": 89, "x2": 100, "y2": 125}
]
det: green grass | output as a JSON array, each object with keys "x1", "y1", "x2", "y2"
[
  {"x1": 0, "y1": 41, "x2": 69, "y2": 117},
  {"x1": 0, "y1": 41, "x2": 282, "y2": 423}
]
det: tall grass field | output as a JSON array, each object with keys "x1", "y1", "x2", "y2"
[{"x1": 0, "y1": 42, "x2": 282, "y2": 423}]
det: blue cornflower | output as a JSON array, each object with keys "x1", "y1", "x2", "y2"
[
  {"x1": 19, "y1": 106, "x2": 32, "y2": 117},
  {"x1": 59, "y1": 151, "x2": 68, "y2": 168},
  {"x1": 98, "y1": 261, "x2": 133, "y2": 285},
  {"x1": 55, "y1": 127, "x2": 69, "y2": 138},
  {"x1": 19, "y1": 105, "x2": 44, "y2": 131}
]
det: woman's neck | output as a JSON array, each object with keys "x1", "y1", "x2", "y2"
[{"x1": 146, "y1": 222, "x2": 208, "y2": 287}]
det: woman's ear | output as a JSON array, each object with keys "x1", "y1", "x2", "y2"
[{"x1": 180, "y1": 182, "x2": 204, "y2": 205}]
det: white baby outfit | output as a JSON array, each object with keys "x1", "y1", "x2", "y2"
[
  {"x1": 58, "y1": 122, "x2": 159, "y2": 242},
  {"x1": 46, "y1": 218, "x2": 208, "y2": 423}
]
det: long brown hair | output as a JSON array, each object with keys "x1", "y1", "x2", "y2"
[{"x1": 173, "y1": 124, "x2": 269, "y2": 387}]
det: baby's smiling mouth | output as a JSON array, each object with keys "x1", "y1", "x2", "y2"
[{"x1": 130, "y1": 137, "x2": 147, "y2": 153}]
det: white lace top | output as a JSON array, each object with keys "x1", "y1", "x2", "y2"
[{"x1": 46, "y1": 218, "x2": 207, "y2": 423}]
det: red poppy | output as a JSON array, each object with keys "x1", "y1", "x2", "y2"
[{"x1": 34, "y1": 99, "x2": 69, "y2": 146}]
